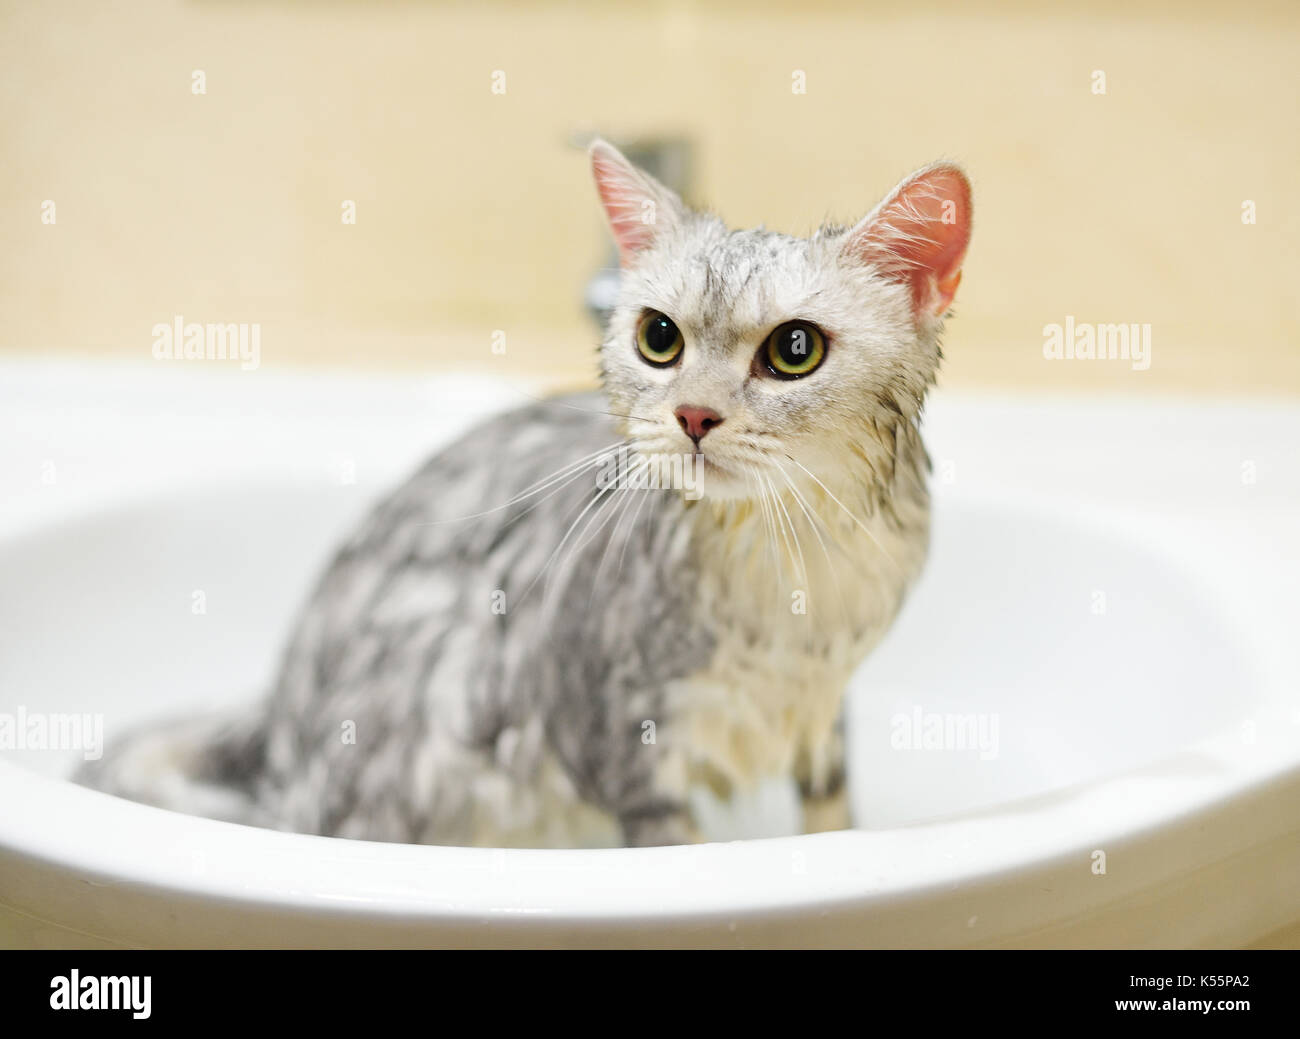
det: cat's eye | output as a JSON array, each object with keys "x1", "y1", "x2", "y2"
[
  {"x1": 763, "y1": 321, "x2": 826, "y2": 378},
  {"x1": 636, "y1": 311, "x2": 684, "y2": 367}
]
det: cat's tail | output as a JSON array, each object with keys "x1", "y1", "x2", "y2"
[{"x1": 74, "y1": 705, "x2": 272, "y2": 827}]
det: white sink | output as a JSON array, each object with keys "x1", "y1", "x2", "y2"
[{"x1": 1, "y1": 359, "x2": 1297, "y2": 947}]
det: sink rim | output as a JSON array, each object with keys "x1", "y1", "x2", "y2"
[
  {"x1": 2, "y1": 720, "x2": 1298, "y2": 935},
  {"x1": 2, "y1": 361, "x2": 1298, "y2": 943}
]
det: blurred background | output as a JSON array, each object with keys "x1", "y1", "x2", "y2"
[{"x1": 1, "y1": 0, "x2": 1297, "y2": 395}]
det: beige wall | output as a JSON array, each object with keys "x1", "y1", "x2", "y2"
[{"x1": 2, "y1": 0, "x2": 1297, "y2": 395}]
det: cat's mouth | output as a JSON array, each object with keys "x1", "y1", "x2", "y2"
[
  {"x1": 624, "y1": 441, "x2": 765, "y2": 502},
  {"x1": 689, "y1": 449, "x2": 763, "y2": 501},
  {"x1": 697, "y1": 452, "x2": 748, "y2": 481},
  {"x1": 696, "y1": 452, "x2": 730, "y2": 483}
]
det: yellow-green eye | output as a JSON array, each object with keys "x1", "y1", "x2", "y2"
[
  {"x1": 637, "y1": 311, "x2": 684, "y2": 367},
  {"x1": 764, "y1": 321, "x2": 826, "y2": 378}
]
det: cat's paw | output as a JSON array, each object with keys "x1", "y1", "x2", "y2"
[{"x1": 688, "y1": 776, "x2": 804, "y2": 842}]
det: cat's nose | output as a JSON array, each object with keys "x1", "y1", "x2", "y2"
[{"x1": 674, "y1": 405, "x2": 724, "y2": 446}]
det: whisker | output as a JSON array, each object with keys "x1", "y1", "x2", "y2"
[
  {"x1": 765, "y1": 472, "x2": 806, "y2": 591},
  {"x1": 501, "y1": 382, "x2": 663, "y2": 425},
  {"x1": 533, "y1": 482, "x2": 622, "y2": 616},
  {"x1": 773, "y1": 458, "x2": 852, "y2": 627},
  {"x1": 590, "y1": 484, "x2": 642, "y2": 605},
  {"x1": 495, "y1": 449, "x2": 626, "y2": 538},
  {"x1": 568, "y1": 484, "x2": 632, "y2": 581},
  {"x1": 747, "y1": 462, "x2": 781, "y2": 583},
  {"x1": 773, "y1": 457, "x2": 856, "y2": 562},
  {"x1": 422, "y1": 439, "x2": 628, "y2": 527},
  {"x1": 784, "y1": 455, "x2": 904, "y2": 576},
  {"x1": 615, "y1": 483, "x2": 652, "y2": 581},
  {"x1": 516, "y1": 481, "x2": 616, "y2": 611}
]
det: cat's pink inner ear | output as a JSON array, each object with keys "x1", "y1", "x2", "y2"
[
  {"x1": 848, "y1": 163, "x2": 972, "y2": 319},
  {"x1": 590, "y1": 142, "x2": 664, "y2": 267}
]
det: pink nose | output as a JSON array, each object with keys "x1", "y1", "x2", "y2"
[{"x1": 674, "y1": 405, "x2": 724, "y2": 445}]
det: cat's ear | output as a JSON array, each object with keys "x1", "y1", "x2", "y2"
[
  {"x1": 841, "y1": 162, "x2": 972, "y2": 320},
  {"x1": 590, "y1": 139, "x2": 685, "y2": 267}
]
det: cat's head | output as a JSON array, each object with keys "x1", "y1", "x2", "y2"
[{"x1": 590, "y1": 139, "x2": 971, "y2": 504}]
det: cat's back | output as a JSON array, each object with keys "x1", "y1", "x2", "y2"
[
  {"x1": 272, "y1": 391, "x2": 627, "y2": 696},
  {"x1": 259, "y1": 392, "x2": 704, "y2": 842}
]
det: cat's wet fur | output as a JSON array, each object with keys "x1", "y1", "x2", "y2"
[{"x1": 78, "y1": 141, "x2": 972, "y2": 847}]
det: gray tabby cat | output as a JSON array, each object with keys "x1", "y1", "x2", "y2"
[{"x1": 80, "y1": 141, "x2": 972, "y2": 847}]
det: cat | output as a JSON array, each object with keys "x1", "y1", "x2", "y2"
[{"x1": 78, "y1": 140, "x2": 972, "y2": 848}]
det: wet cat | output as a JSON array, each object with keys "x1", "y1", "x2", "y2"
[{"x1": 79, "y1": 141, "x2": 972, "y2": 847}]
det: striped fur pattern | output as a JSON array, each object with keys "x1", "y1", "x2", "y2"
[{"x1": 79, "y1": 142, "x2": 972, "y2": 847}]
